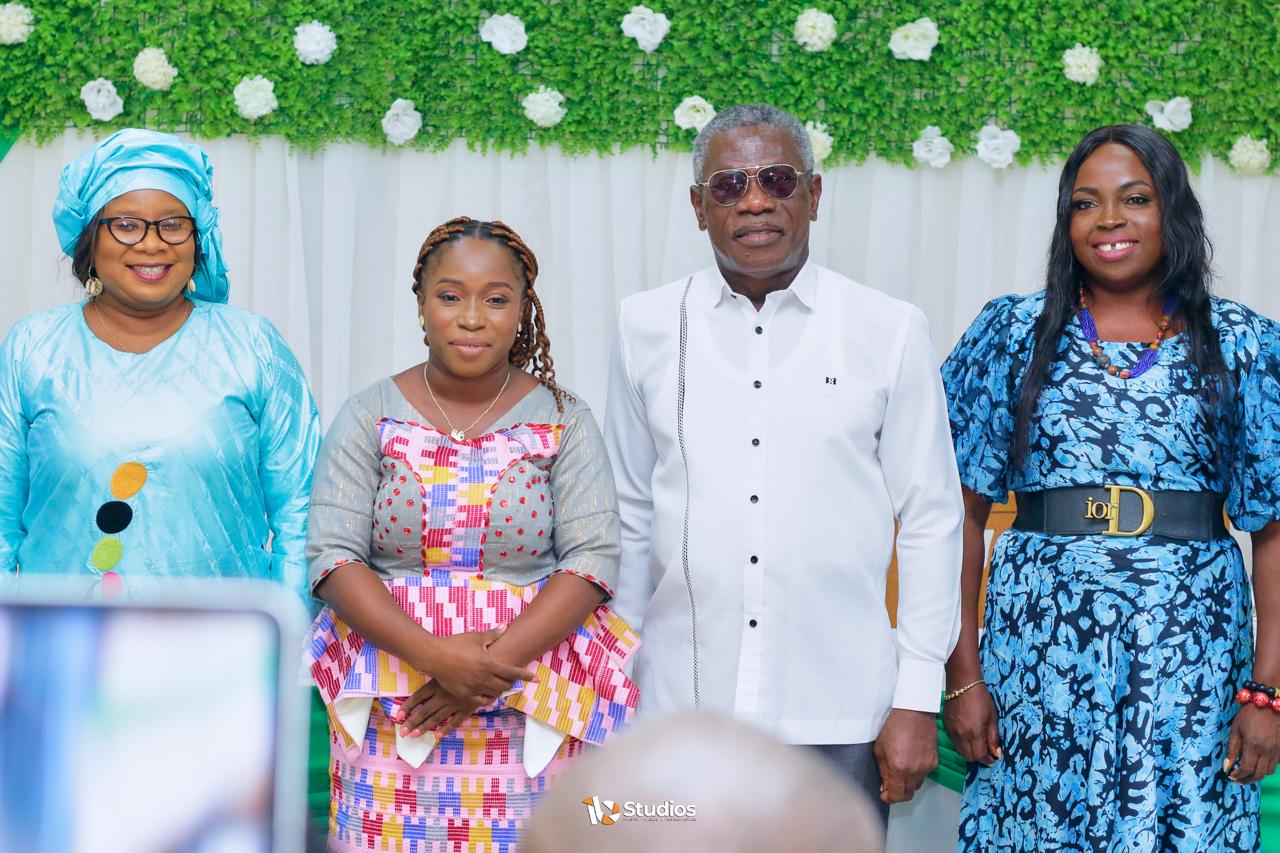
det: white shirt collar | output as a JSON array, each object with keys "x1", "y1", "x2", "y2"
[{"x1": 708, "y1": 259, "x2": 819, "y2": 311}]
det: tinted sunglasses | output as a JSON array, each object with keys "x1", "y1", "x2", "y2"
[{"x1": 696, "y1": 163, "x2": 810, "y2": 206}]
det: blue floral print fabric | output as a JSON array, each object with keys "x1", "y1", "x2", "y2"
[{"x1": 942, "y1": 293, "x2": 1280, "y2": 852}]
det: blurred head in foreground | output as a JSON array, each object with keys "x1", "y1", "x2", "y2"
[{"x1": 523, "y1": 712, "x2": 885, "y2": 853}]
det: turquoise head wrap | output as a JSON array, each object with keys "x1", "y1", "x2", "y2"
[{"x1": 51, "y1": 128, "x2": 229, "y2": 303}]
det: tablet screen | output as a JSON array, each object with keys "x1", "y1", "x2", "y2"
[{"x1": 0, "y1": 602, "x2": 285, "y2": 853}]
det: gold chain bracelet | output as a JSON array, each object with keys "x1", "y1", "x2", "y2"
[{"x1": 943, "y1": 679, "x2": 984, "y2": 702}]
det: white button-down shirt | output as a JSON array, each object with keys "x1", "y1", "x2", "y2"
[{"x1": 605, "y1": 262, "x2": 963, "y2": 744}]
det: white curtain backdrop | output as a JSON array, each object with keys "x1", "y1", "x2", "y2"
[{"x1": 2, "y1": 131, "x2": 1277, "y2": 426}]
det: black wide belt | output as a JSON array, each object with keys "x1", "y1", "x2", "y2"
[{"x1": 1013, "y1": 486, "x2": 1229, "y2": 541}]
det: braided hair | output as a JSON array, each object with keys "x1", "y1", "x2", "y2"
[{"x1": 412, "y1": 216, "x2": 570, "y2": 412}]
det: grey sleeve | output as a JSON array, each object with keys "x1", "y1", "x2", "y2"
[
  {"x1": 305, "y1": 392, "x2": 382, "y2": 593},
  {"x1": 549, "y1": 401, "x2": 622, "y2": 598}
]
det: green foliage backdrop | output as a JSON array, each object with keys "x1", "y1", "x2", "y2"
[{"x1": 0, "y1": 1, "x2": 1276, "y2": 167}]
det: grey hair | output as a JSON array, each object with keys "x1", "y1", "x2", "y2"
[{"x1": 690, "y1": 103, "x2": 814, "y2": 182}]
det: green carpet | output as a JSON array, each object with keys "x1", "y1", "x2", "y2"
[
  {"x1": 1264, "y1": 772, "x2": 1280, "y2": 852},
  {"x1": 307, "y1": 692, "x2": 329, "y2": 839}
]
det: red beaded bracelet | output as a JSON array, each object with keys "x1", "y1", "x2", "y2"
[{"x1": 1235, "y1": 681, "x2": 1280, "y2": 713}]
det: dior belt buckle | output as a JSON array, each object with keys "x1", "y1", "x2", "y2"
[{"x1": 1083, "y1": 485, "x2": 1156, "y2": 536}]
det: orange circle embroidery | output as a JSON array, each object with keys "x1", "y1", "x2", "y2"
[{"x1": 109, "y1": 462, "x2": 147, "y2": 500}]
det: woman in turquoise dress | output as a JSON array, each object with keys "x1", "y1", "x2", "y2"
[
  {"x1": 0, "y1": 129, "x2": 320, "y2": 599},
  {"x1": 942, "y1": 124, "x2": 1280, "y2": 850}
]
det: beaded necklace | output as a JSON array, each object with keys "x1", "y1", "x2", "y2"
[{"x1": 1076, "y1": 287, "x2": 1177, "y2": 380}]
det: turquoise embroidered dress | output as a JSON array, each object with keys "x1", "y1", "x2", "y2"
[
  {"x1": 943, "y1": 293, "x2": 1280, "y2": 852},
  {"x1": 0, "y1": 301, "x2": 320, "y2": 598}
]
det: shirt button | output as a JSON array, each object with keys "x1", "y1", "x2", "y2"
[
  {"x1": 748, "y1": 619, "x2": 758, "y2": 628},
  {"x1": 755, "y1": 326, "x2": 763, "y2": 335},
  {"x1": 749, "y1": 495, "x2": 759, "y2": 504},
  {"x1": 751, "y1": 438, "x2": 760, "y2": 447},
  {"x1": 753, "y1": 380, "x2": 762, "y2": 389},
  {"x1": 749, "y1": 555, "x2": 759, "y2": 564}
]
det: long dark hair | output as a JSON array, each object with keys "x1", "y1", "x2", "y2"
[{"x1": 1012, "y1": 124, "x2": 1227, "y2": 462}]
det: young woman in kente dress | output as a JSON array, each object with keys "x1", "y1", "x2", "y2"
[
  {"x1": 941, "y1": 125, "x2": 1280, "y2": 850},
  {"x1": 303, "y1": 217, "x2": 638, "y2": 852}
]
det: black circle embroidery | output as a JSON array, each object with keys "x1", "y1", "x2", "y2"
[{"x1": 96, "y1": 501, "x2": 133, "y2": 534}]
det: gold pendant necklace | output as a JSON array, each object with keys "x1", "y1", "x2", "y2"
[
  {"x1": 92, "y1": 299, "x2": 127, "y2": 351},
  {"x1": 423, "y1": 364, "x2": 512, "y2": 442},
  {"x1": 92, "y1": 298, "x2": 192, "y2": 353}
]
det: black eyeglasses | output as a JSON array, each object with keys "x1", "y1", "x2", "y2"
[
  {"x1": 98, "y1": 216, "x2": 197, "y2": 246},
  {"x1": 695, "y1": 164, "x2": 810, "y2": 206}
]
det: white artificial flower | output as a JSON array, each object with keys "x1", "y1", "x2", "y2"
[
  {"x1": 1228, "y1": 135, "x2": 1270, "y2": 175},
  {"x1": 976, "y1": 124, "x2": 1021, "y2": 169},
  {"x1": 1062, "y1": 43, "x2": 1102, "y2": 85},
  {"x1": 480, "y1": 13, "x2": 527, "y2": 55},
  {"x1": 382, "y1": 98, "x2": 422, "y2": 145},
  {"x1": 80, "y1": 78, "x2": 123, "y2": 122},
  {"x1": 621, "y1": 5, "x2": 670, "y2": 53},
  {"x1": 1145, "y1": 96, "x2": 1192, "y2": 133},
  {"x1": 794, "y1": 8, "x2": 837, "y2": 52},
  {"x1": 912, "y1": 125, "x2": 953, "y2": 168},
  {"x1": 889, "y1": 17, "x2": 938, "y2": 61},
  {"x1": 293, "y1": 20, "x2": 337, "y2": 65},
  {"x1": 522, "y1": 86, "x2": 566, "y2": 128},
  {"x1": 234, "y1": 75, "x2": 278, "y2": 121},
  {"x1": 133, "y1": 47, "x2": 177, "y2": 91},
  {"x1": 673, "y1": 95, "x2": 715, "y2": 131},
  {"x1": 0, "y1": 2, "x2": 33, "y2": 45},
  {"x1": 805, "y1": 121, "x2": 833, "y2": 165}
]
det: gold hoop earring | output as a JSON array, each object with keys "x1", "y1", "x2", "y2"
[
  {"x1": 84, "y1": 276, "x2": 103, "y2": 298},
  {"x1": 517, "y1": 322, "x2": 524, "y2": 334},
  {"x1": 418, "y1": 311, "x2": 426, "y2": 331},
  {"x1": 186, "y1": 279, "x2": 196, "y2": 293}
]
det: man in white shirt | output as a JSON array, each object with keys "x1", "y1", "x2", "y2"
[{"x1": 604, "y1": 103, "x2": 964, "y2": 820}]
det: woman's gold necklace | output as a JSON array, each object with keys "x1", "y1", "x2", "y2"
[
  {"x1": 423, "y1": 364, "x2": 512, "y2": 442},
  {"x1": 93, "y1": 298, "x2": 192, "y2": 354}
]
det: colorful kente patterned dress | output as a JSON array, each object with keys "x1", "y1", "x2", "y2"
[
  {"x1": 943, "y1": 294, "x2": 1280, "y2": 852},
  {"x1": 303, "y1": 379, "x2": 638, "y2": 852}
]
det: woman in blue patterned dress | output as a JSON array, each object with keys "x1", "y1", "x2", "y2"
[{"x1": 941, "y1": 124, "x2": 1280, "y2": 851}]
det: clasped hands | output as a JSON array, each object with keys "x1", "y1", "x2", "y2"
[{"x1": 394, "y1": 625, "x2": 538, "y2": 739}]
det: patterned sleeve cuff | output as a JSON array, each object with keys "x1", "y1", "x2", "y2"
[
  {"x1": 552, "y1": 566, "x2": 615, "y2": 599},
  {"x1": 310, "y1": 558, "x2": 360, "y2": 594}
]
